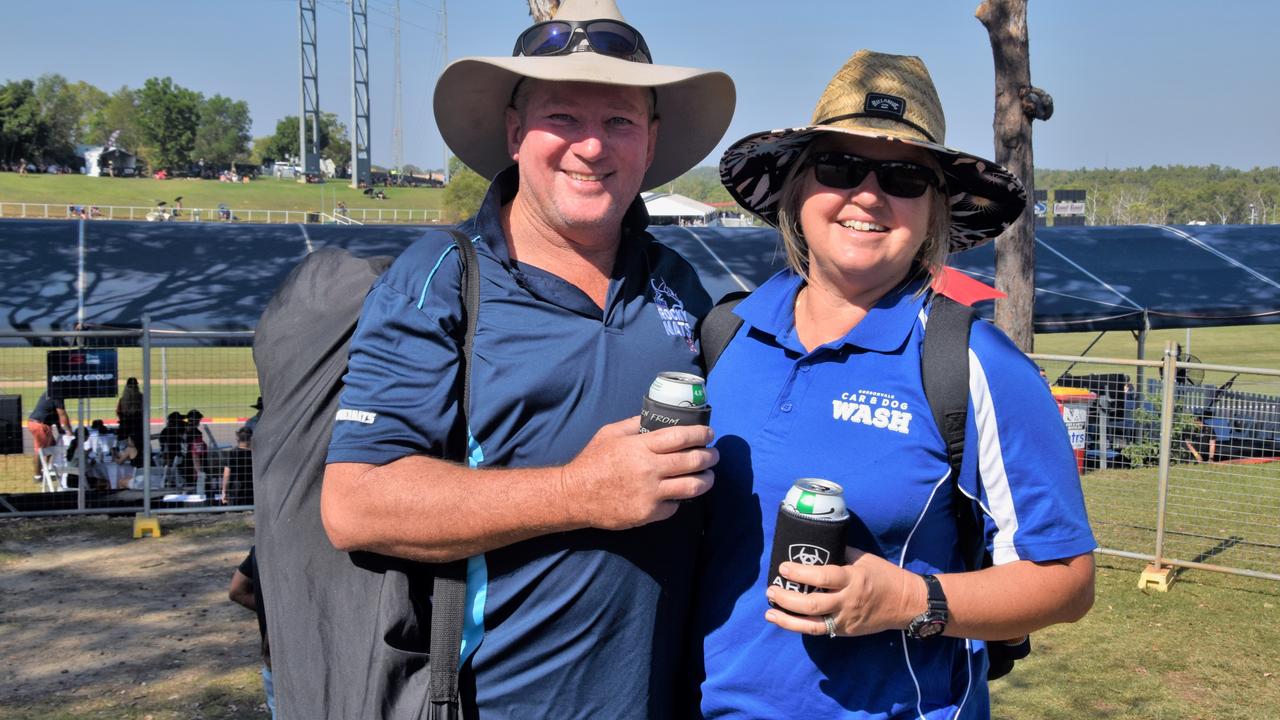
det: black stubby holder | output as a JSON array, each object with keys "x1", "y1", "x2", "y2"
[
  {"x1": 639, "y1": 394, "x2": 711, "y2": 433},
  {"x1": 767, "y1": 506, "x2": 848, "y2": 605}
]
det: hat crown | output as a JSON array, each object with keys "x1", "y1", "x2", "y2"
[
  {"x1": 553, "y1": 0, "x2": 627, "y2": 22},
  {"x1": 810, "y1": 50, "x2": 946, "y2": 146}
]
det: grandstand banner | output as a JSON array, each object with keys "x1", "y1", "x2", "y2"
[
  {"x1": 1054, "y1": 189, "x2": 1087, "y2": 216},
  {"x1": 46, "y1": 349, "x2": 119, "y2": 399}
]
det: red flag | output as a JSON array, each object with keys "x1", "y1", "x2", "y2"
[{"x1": 931, "y1": 267, "x2": 1005, "y2": 306}]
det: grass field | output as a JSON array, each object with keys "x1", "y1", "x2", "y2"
[
  {"x1": 0, "y1": 172, "x2": 444, "y2": 217},
  {"x1": 0, "y1": 515, "x2": 1275, "y2": 720}
]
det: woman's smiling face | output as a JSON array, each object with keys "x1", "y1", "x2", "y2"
[{"x1": 798, "y1": 134, "x2": 939, "y2": 292}]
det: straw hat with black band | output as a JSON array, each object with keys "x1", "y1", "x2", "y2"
[
  {"x1": 434, "y1": 0, "x2": 735, "y2": 191},
  {"x1": 720, "y1": 49, "x2": 1027, "y2": 252}
]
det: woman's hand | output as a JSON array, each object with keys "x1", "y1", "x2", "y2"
[{"x1": 764, "y1": 548, "x2": 922, "y2": 638}]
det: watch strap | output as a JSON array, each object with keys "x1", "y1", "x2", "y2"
[{"x1": 922, "y1": 573, "x2": 948, "y2": 615}]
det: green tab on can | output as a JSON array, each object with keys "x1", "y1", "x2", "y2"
[
  {"x1": 692, "y1": 383, "x2": 705, "y2": 406},
  {"x1": 796, "y1": 490, "x2": 816, "y2": 514}
]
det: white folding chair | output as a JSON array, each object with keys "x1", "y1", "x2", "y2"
[{"x1": 38, "y1": 445, "x2": 72, "y2": 492}]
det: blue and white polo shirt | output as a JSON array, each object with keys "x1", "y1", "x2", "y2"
[
  {"x1": 695, "y1": 270, "x2": 1096, "y2": 719},
  {"x1": 327, "y1": 167, "x2": 712, "y2": 718}
]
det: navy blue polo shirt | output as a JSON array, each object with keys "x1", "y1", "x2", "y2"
[
  {"x1": 695, "y1": 270, "x2": 1096, "y2": 719},
  {"x1": 328, "y1": 167, "x2": 711, "y2": 718}
]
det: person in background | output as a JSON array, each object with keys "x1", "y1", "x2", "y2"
[
  {"x1": 185, "y1": 409, "x2": 207, "y2": 489},
  {"x1": 1183, "y1": 412, "x2": 1216, "y2": 463},
  {"x1": 229, "y1": 547, "x2": 275, "y2": 719},
  {"x1": 245, "y1": 397, "x2": 263, "y2": 432},
  {"x1": 222, "y1": 426, "x2": 254, "y2": 506},
  {"x1": 693, "y1": 50, "x2": 1095, "y2": 718},
  {"x1": 116, "y1": 377, "x2": 145, "y2": 460},
  {"x1": 27, "y1": 391, "x2": 70, "y2": 482}
]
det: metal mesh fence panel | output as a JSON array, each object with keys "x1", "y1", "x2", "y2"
[
  {"x1": 1033, "y1": 350, "x2": 1280, "y2": 581},
  {"x1": 0, "y1": 331, "x2": 258, "y2": 516},
  {"x1": 1031, "y1": 354, "x2": 1165, "y2": 563},
  {"x1": 1159, "y1": 365, "x2": 1280, "y2": 578}
]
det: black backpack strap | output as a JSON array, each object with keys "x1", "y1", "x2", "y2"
[
  {"x1": 699, "y1": 290, "x2": 750, "y2": 374},
  {"x1": 920, "y1": 295, "x2": 982, "y2": 572},
  {"x1": 427, "y1": 228, "x2": 480, "y2": 720}
]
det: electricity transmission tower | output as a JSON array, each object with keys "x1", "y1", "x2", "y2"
[
  {"x1": 392, "y1": 0, "x2": 404, "y2": 174},
  {"x1": 297, "y1": 0, "x2": 321, "y2": 177},
  {"x1": 350, "y1": 0, "x2": 372, "y2": 188}
]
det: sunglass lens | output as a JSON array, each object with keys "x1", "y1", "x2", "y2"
[
  {"x1": 522, "y1": 22, "x2": 573, "y2": 56},
  {"x1": 813, "y1": 155, "x2": 870, "y2": 190},
  {"x1": 584, "y1": 21, "x2": 638, "y2": 57},
  {"x1": 878, "y1": 163, "x2": 936, "y2": 198},
  {"x1": 812, "y1": 153, "x2": 936, "y2": 198}
]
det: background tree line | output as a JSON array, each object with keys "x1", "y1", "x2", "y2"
[
  {"x1": 1037, "y1": 166, "x2": 1280, "y2": 226},
  {"x1": 0, "y1": 73, "x2": 254, "y2": 172}
]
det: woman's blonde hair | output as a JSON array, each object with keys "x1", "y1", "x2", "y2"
[{"x1": 773, "y1": 143, "x2": 950, "y2": 291}]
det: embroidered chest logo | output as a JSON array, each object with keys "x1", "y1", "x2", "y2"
[
  {"x1": 831, "y1": 389, "x2": 912, "y2": 435},
  {"x1": 650, "y1": 277, "x2": 698, "y2": 353}
]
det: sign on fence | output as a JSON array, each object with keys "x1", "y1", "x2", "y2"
[{"x1": 46, "y1": 349, "x2": 119, "y2": 399}]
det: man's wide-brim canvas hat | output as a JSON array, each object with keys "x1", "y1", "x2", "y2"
[
  {"x1": 720, "y1": 50, "x2": 1027, "y2": 252},
  {"x1": 433, "y1": 0, "x2": 734, "y2": 191}
]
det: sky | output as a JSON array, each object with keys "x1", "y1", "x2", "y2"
[{"x1": 3, "y1": 0, "x2": 1279, "y2": 172}]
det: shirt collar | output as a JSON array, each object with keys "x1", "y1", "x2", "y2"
[{"x1": 736, "y1": 269, "x2": 927, "y2": 354}]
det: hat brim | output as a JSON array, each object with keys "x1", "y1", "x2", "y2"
[
  {"x1": 434, "y1": 53, "x2": 734, "y2": 191},
  {"x1": 719, "y1": 126, "x2": 1027, "y2": 252}
]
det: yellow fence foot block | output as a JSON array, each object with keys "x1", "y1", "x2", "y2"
[
  {"x1": 1138, "y1": 563, "x2": 1174, "y2": 592},
  {"x1": 133, "y1": 514, "x2": 162, "y2": 539}
]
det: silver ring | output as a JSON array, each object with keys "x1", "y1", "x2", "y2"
[{"x1": 823, "y1": 614, "x2": 838, "y2": 638}]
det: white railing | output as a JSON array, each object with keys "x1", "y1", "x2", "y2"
[{"x1": 0, "y1": 201, "x2": 441, "y2": 224}]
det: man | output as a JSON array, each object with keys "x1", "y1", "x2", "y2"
[
  {"x1": 321, "y1": 0, "x2": 734, "y2": 715},
  {"x1": 229, "y1": 547, "x2": 276, "y2": 719},
  {"x1": 27, "y1": 391, "x2": 70, "y2": 482},
  {"x1": 245, "y1": 396, "x2": 263, "y2": 431}
]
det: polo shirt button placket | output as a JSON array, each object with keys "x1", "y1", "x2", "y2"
[{"x1": 780, "y1": 401, "x2": 793, "y2": 412}]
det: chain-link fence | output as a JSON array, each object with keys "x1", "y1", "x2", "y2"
[
  {"x1": 0, "y1": 327, "x2": 257, "y2": 517},
  {"x1": 1032, "y1": 343, "x2": 1280, "y2": 583}
]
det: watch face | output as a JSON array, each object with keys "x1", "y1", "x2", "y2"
[{"x1": 915, "y1": 619, "x2": 946, "y2": 639}]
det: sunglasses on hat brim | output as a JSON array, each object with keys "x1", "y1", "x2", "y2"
[
  {"x1": 811, "y1": 151, "x2": 943, "y2": 199},
  {"x1": 513, "y1": 19, "x2": 652, "y2": 64}
]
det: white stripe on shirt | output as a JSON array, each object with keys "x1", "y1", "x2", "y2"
[{"x1": 969, "y1": 348, "x2": 1022, "y2": 564}]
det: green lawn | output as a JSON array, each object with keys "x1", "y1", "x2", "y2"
[
  {"x1": 1034, "y1": 325, "x2": 1280, "y2": 372},
  {"x1": 990, "y1": 557, "x2": 1280, "y2": 720},
  {"x1": 0, "y1": 172, "x2": 444, "y2": 219}
]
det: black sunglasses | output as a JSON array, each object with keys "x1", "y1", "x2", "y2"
[
  {"x1": 513, "y1": 19, "x2": 652, "y2": 64},
  {"x1": 810, "y1": 151, "x2": 943, "y2": 199}
]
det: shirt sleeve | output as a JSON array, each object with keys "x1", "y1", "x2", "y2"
[
  {"x1": 964, "y1": 321, "x2": 1098, "y2": 565},
  {"x1": 325, "y1": 239, "x2": 467, "y2": 466}
]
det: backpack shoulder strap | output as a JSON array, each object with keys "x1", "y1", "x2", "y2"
[
  {"x1": 700, "y1": 290, "x2": 750, "y2": 374},
  {"x1": 920, "y1": 294, "x2": 983, "y2": 571},
  {"x1": 427, "y1": 228, "x2": 479, "y2": 719}
]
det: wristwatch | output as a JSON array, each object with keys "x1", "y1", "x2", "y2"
[{"x1": 906, "y1": 574, "x2": 949, "y2": 640}]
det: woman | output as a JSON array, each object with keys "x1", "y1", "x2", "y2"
[
  {"x1": 695, "y1": 51, "x2": 1096, "y2": 718},
  {"x1": 110, "y1": 436, "x2": 139, "y2": 489},
  {"x1": 115, "y1": 377, "x2": 145, "y2": 467}
]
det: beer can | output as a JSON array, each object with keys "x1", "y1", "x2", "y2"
[
  {"x1": 768, "y1": 478, "x2": 850, "y2": 603},
  {"x1": 647, "y1": 372, "x2": 707, "y2": 408},
  {"x1": 782, "y1": 479, "x2": 849, "y2": 523},
  {"x1": 640, "y1": 371, "x2": 711, "y2": 433}
]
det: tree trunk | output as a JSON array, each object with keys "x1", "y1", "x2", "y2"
[
  {"x1": 528, "y1": 0, "x2": 560, "y2": 22},
  {"x1": 977, "y1": 0, "x2": 1036, "y2": 352}
]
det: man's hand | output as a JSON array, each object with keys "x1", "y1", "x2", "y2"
[{"x1": 560, "y1": 416, "x2": 717, "y2": 531}]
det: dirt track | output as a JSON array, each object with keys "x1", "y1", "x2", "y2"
[{"x1": 0, "y1": 513, "x2": 268, "y2": 719}]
